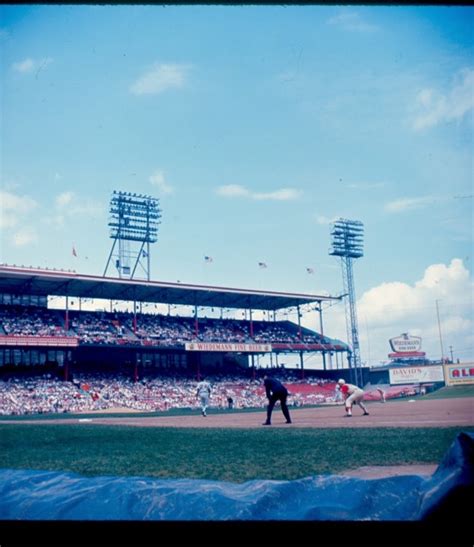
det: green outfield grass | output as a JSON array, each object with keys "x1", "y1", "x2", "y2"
[
  {"x1": 0, "y1": 424, "x2": 471, "y2": 482},
  {"x1": 421, "y1": 384, "x2": 474, "y2": 399}
]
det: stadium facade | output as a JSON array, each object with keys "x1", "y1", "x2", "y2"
[{"x1": 0, "y1": 265, "x2": 353, "y2": 381}]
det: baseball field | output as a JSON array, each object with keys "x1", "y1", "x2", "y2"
[{"x1": 1, "y1": 387, "x2": 473, "y2": 482}]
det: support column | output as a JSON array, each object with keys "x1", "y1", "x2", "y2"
[
  {"x1": 249, "y1": 309, "x2": 254, "y2": 338},
  {"x1": 347, "y1": 351, "x2": 355, "y2": 384},
  {"x1": 65, "y1": 296, "x2": 69, "y2": 331},
  {"x1": 300, "y1": 351, "x2": 304, "y2": 380},
  {"x1": 318, "y1": 302, "x2": 327, "y2": 370},
  {"x1": 196, "y1": 354, "x2": 201, "y2": 381},
  {"x1": 251, "y1": 354, "x2": 255, "y2": 379},
  {"x1": 194, "y1": 305, "x2": 199, "y2": 337},
  {"x1": 134, "y1": 353, "x2": 139, "y2": 382},
  {"x1": 297, "y1": 305, "x2": 302, "y2": 340},
  {"x1": 133, "y1": 300, "x2": 137, "y2": 334}
]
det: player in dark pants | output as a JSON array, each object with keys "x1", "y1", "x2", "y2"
[{"x1": 262, "y1": 375, "x2": 292, "y2": 425}]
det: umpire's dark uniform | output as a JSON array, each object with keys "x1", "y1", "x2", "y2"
[{"x1": 263, "y1": 376, "x2": 292, "y2": 425}]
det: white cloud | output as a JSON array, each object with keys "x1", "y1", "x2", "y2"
[
  {"x1": 45, "y1": 191, "x2": 104, "y2": 226},
  {"x1": 56, "y1": 191, "x2": 74, "y2": 208},
  {"x1": 384, "y1": 196, "x2": 439, "y2": 213},
  {"x1": 216, "y1": 185, "x2": 301, "y2": 201},
  {"x1": 327, "y1": 10, "x2": 378, "y2": 32},
  {"x1": 130, "y1": 63, "x2": 191, "y2": 96},
  {"x1": 12, "y1": 57, "x2": 53, "y2": 74},
  {"x1": 412, "y1": 68, "x2": 474, "y2": 131},
  {"x1": 253, "y1": 188, "x2": 302, "y2": 201},
  {"x1": 318, "y1": 258, "x2": 474, "y2": 365},
  {"x1": 149, "y1": 170, "x2": 173, "y2": 194},
  {"x1": 13, "y1": 228, "x2": 37, "y2": 247},
  {"x1": 217, "y1": 185, "x2": 250, "y2": 198},
  {"x1": 314, "y1": 214, "x2": 339, "y2": 225},
  {"x1": 0, "y1": 190, "x2": 37, "y2": 229}
]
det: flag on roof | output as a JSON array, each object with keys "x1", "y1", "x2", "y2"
[
  {"x1": 204, "y1": 256, "x2": 213, "y2": 263},
  {"x1": 72, "y1": 245, "x2": 77, "y2": 257},
  {"x1": 258, "y1": 262, "x2": 267, "y2": 269},
  {"x1": 306, "y1": 267, "x2": 314, "y2": 274}
]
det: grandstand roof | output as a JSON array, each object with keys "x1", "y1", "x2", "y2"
[{"x1": 0, "y1": 265, "x2": 341, "y2": 311}]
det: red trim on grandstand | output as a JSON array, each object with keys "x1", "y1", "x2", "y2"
[{"x1": 0, "y1": 335, "x2": 79, "y2": 347}]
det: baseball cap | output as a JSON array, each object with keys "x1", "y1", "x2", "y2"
[{"x1": 337, "y1": 378, "x2": 345, "y2": 385}]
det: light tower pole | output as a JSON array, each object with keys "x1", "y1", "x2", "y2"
[
  {"x1": 329, "y1": 219, "x2": 364, "y2": 385},
  {"x1": 103, "y1": 191, "x2": 161, "y2": 281}
]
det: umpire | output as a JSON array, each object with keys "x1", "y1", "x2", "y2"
[{"x1": 262, "y1": 375, "x2": 292, "y2": 425}]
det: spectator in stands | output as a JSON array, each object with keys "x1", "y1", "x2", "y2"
[
  {"x1": 337, "y1": 378, "x2": 369, "y2": 417},
  {"x1": 227, "y1": 396, "x2": 234, "y2": 410},
  {"x1": 262, "y1": 375, "x2": 292, "y2": 426},
  {"x1": 196, "y1": 377, "x2": 212, "y2": 417}
]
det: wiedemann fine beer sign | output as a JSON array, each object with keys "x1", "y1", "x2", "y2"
[
  {"x1": 185, "y1": 342, "x2": 272, "y2": 352},
  {"x1": 389, "y1": 333, "x2": 422, "y2": 353}
]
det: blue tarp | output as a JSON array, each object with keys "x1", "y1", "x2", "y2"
[{"x1": 0, "y1": 432, "x2": 472, "y2": 521}]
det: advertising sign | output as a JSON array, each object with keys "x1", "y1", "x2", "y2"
[
  {"x1": 389, "y1": 365, "x2": 444, "y2": 385},
  {"x1": 389, "y1": 333, "x2": 422, "y2": 353},
  {"x1": 185, "y1": 342, "x2": 272, "y2": 352},
  {"x1": 0, "y1": 335, "x2": 78, "y2": 347},
  {"x1": 444, "y1": 363, "x2": 474, "y2": 386}
]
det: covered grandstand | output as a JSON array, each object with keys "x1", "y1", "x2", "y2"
[{"x1": 0, "y1": 264, "x2": 349, "y2": 380}]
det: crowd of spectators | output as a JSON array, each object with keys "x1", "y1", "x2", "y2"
[
  {"x1": 0, "y1": 371, "x2": 340, "y2": 415},
  {"x1": 69, "y1": 312, "x2": 136, "y2": 345},
  {"x1": 0, "y1": 306, "x2": 333, "y2": 347},
  {"x1": 0, "y1": 368, "x2": 422, "y2": 416},
  {"x1": 0, "y1": 306, "x2": 67, "y2": 337}
]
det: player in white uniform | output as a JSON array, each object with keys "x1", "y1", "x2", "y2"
[
  {"x1": 196, "y1": 378, "x2": 211, "y2": 417},
  {"x1": 337, "y1": 378, "x2": 369, "y2": 417},
  {"x1": 334, "y1": 382, "x2": 344, "y2": 404}
]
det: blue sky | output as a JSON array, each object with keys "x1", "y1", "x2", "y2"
[{"x1": 1, "y1": 5, "x2": 473, "y2": 366}]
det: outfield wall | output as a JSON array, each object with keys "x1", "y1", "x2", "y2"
[{"x1": 444, "y1": 362, "x2": 474, "y2": 386}]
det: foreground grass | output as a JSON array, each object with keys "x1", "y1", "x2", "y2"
[{"x1": 0, "y1": 425, "x2": 470, "y2": 482}]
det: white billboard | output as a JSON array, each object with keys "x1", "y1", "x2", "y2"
[
  {"x1": 389, "y1": 333, "x2": 422, "y2": 353},
  {"x1": 389, "y1": 365, "x2": 445, "y2": 385},
  {"x1": 185, "y1": 342, "x2": 272, "y2": 352}
]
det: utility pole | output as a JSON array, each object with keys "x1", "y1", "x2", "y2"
[
  {"x1": 449, "y1": 345, "x2": 454, "y2": 363},
  {"x1": 435, "y1": 299, "x2": 445, "y2": 363}
]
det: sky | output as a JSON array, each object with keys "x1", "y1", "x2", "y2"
[{"x1": 0, "y1": 4, "x2": 473, "y2": 367}]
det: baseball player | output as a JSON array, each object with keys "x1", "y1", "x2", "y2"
[
  {"x1": 337, "y1": 378, "x2": 369, "y2": 417},
  {"x1": 196, "y1": 377, "x2": 211, "y2": 417},
  {"x1": 262, "y1": 375, "x2": 292, "y2": 425},
  {"x1": 334, "y1": 382, "x2": 344, "y2": 404}
]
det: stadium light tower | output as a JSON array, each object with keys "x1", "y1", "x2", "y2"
[
  {"x1": 329, "y1": 218, "x2": 364, "y2": 385},
  {"x1": 103, "y1": 191, "x2": 161, "y2": 281}
]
